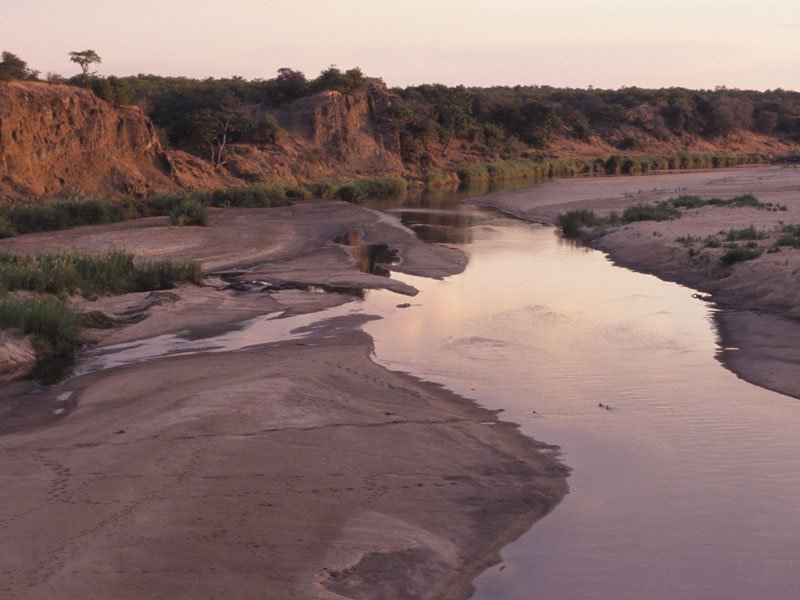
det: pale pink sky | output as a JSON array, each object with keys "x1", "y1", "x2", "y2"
[{"x1": 7, "y1": 0, "x2": 800, "y2": 89}]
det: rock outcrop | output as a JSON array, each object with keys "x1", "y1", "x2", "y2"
[
  {"x1": 0, "y1": 80, "x2": 406, "y2": 200},
  {"x1": 0, "y1": 82, "x2": 178, "y2": 199},
  {"x1": 223, "y1": 81, "x2": 403, "y2": 183}
]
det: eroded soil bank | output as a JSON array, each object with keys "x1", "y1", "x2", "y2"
[
  {"x1": 475, "y1": 165, "x2": 800, "y2": 400},
  {"x1": 0, "y1": 200, "x2": 567, "y2": 599}
]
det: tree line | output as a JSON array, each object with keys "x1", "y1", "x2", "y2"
[{"x1": 2, "y1": 49, "x2": 799, "y2": 168}]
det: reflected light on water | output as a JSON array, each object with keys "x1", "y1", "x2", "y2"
[{"x1": 360, "y1": 217, "x2": 800, "y2": 600}]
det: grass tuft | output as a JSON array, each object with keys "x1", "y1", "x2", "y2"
[
  {"x1": 621, "y1": 202, "x2": 680, "y2": 223},
  {"x1": 557, "y1": 209, "x2": 600, "y2": 237},
  {"x1": 0, "y1": 295, "x2": 82, "y2": 357},
  {"x1": 0, "y1": 251, "x2": 203, "y2": 297}
]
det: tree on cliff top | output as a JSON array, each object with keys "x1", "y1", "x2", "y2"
[
  {"x1": 68, "y1": 49, "x2": 101, "y2": 87},
  {"x1": 0, "y1": 51, "x2": 39, "y2": 81}
]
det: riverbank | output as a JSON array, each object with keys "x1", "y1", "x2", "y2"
[
  {"x1": 474, "y1": 165, "x2": 800, "y2": 400},
  {"x1": 0, "y1": 200, "x2": 567, "y2": 599}
]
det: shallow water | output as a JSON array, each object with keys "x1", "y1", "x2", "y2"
[
  {"x1": 358, "y1": 199, "x2": 800, "y2": 599},
  {"x1": 9, "y1": 181, "x2": 800, "y2": 598}
]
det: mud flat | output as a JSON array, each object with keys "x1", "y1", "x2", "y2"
[
  {"x1": 475, "y1": 165, "x2": 800, "y2": 400},
  {"x1": 0, "y1": 200, "x2": 567, "y2": 599}
]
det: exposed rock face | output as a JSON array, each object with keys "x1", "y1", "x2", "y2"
[
  {"x1": 0, "y1": 80, "x2": 405, "y2": 199},
  {"x1": 0, "y1": 82, "x2": 179, "y2": 199},
  {"x1": 224, "y1": 81, "x2": 403, "y2": 183}
]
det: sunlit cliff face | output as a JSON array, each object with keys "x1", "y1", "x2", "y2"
[{"x1": 7, "y1": 0, "x2": 799, "y2": 90}]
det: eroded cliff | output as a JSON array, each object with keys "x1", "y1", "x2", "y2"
[
  {"x1": 0, "y1": 80, "x2": 405, "y2": 200},
  {"x1": 0, "y1": 82, "x2": 177, "y2": 199}
]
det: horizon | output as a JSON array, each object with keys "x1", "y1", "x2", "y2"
[{"x1": 6, "y1": 0, "x2": 800, "y2": 92}]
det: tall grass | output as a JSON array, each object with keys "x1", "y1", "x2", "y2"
[
  {"x1": 0, "y1": 295, "x2": 82, "y2": 357},
  {"x1": 0, "y1": 197, "x2": 137, "y2": 237},
  {"x1": 0, "y1": 176, "x2": 410, "y2": 240},
  {"x1": 0, "y1": 251, "x2": 203, "y2": 296},
  {"x1": 724, "y1": 226, "x2": 766, "y2": 241},
  {"x1": 170, "y1": 198, "x2": 208, "y2": 226},
  {"x1": 557, "y1": 209, "x2": 600, "y2": 237},
  {"x1": 720, "y1": 246, "x2": 763, "y2": 265},
  {"x1": 621, "y1": 202, "x2": 680, "y2": 223}
]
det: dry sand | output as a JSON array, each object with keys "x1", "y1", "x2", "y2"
[
  {"x1": 476, "y1": 165, "x2": 800, "y2": 400},
  {"x1": 0, "y1": 201, "x2": 567, "y2": 599}
]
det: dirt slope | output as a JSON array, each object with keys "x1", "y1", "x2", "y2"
[{"x1": 0, "y1": 80, "x2": 404, "y2": 200}]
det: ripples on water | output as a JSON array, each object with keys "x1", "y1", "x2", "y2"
[
  {"x1": 10, "y1": 181, "x2": 799, "y2": 599},
  {"x1": 359, "y1": 196, "x2": 800, "y2": 600}
]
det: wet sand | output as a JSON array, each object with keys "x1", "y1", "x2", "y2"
[
  {"x1": 476, "y1": 165, "x2": 800, "y2": 401},
  {"x1": 0, "y1": 201, "x2": 567, "y2": 599}
]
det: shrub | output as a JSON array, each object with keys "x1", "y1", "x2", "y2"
[
  {"x1": 456, "y1": 163, "x2": 490, "y2": 184},
  {"x1": 0, "y1": 251, "x2": 203, "y2": 296},
  {"x1": 621, "y1": 202, "x2": 680, "y2": 223},
  {"x1": 129, "y1": 259, "x2": 203, "y2": 292},
  {"x1": 720, "y1": 246, "x2": 762, "y2": 265},
  {"x1": 284, "y1": 184, "x2": 312, "y2": 200},
  {"x1": 0, "y1": 295, "x2": 82, "y2": 357},
  {"x1": 774, "y1": 224, "x2": 800, "y2": 248},
  {"x1": 724, "y1": 226, "x2": 765, "y2": 241},
  {"x1": 670, "y1": 195, "x2": 705, "y2": 209},
  {"x1": 138, "y1": 193, "x2": 191, "y2": 216},
  {"x1": 209, "y1": 184, "x2": 287, "y2": 208},
  {"x1": 354, "y1": 176, "x2": 406, "y2": 198},
  {"x1": 557, "y1": 209, "x2": 600, "y2": 237},
  {"x1": 170, "y1": 199, "x2": 208, "y2": 226},
  {"x1": 0, "y1": 197, "x2": 136, "y2": 235},
  {"x1": 0, "y1": 216, "x2": 16, "y2": 239}
]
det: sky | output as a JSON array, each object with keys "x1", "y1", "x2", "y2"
[{"x1": 5, "y1": 0, "x2": 800, "y2": 90}]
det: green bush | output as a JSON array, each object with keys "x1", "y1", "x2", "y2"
[
  {"x1": 0, "y1": 251, "x2": 203, "y2": 296},
  {"x1": 170, "y1": 199, "x2": 208, "y2": 226},
  {"x1": 354, "y1": 176, "x2": 406, "y2": 198},
  {"x1": 0, "y1": 197, "x2": 136, "y2": 235},
  {"x1": 209, "y1": 184, "x2": 287, "y2": 208},
  {"x1": 670, "y1": 195, "x2": 706, "y2": 209},
  {"x1": 720, "y1": 246, "x2": 762, "y2": 265},
  {"x1": 724, "y1": 226, "x2": 765, "y2": 241},
  {"x1": 774, "y1": 224, "x2": 800, "y2": 248},
  {"x1": 0, "y1": 216, "x2": 16, "y2": 239},
  {"x1": 557, "y1": 209, "x2": 600, "y2": 237},
  {"x1": 137, "y1": 193, "x2": 192, "y2": 216},
  {"x1": 621, "y1": 202, "x2": 681, "y2": 223},
  {"x1": 456, "y1": 163, "x2": 490, "y2": 184},
  {"x1": 0, "y1": 295, "x2": 82, "y2": 357}
]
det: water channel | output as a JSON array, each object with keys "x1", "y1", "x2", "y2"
[{"x1": 9, "y1": 182, "x2": 800, "y2": 598}]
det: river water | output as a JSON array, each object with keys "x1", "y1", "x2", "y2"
[
  {"x1": 14, "y1": 183, "x2": 800, "y2": 598},
  {"x1": 362, "y1": 191, "x2": 800, "y2": 600}
]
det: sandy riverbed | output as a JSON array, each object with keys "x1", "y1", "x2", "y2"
[
  {"x1": 0, "y1": 201, "x2": 567, "y2": 599},
  {"x1": 475, "y1": 165, "x2": 800, "y2": 400}
]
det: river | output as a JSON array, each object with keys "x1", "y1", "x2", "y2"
[
  {"x1": 11, "y1": 182, "x2": 800, "y2": 599},
  {"x1": 363, "y1": 189, "x2": 800, "y2": 599}
]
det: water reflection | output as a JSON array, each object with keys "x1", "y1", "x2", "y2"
[
  {"x1": 364, "y1": 179, "x2": 542, "y2": 245},
  {"x1": 334, "y1": 230, "x2": 400, "y2": 277},
  {"x1": 358, "y1": 218, "x2": 800, "y2": 600}
]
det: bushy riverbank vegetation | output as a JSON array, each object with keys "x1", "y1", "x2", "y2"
[
  {"x1": 0, "y1": 295, "x2": 82, "y2": 357},
  {"x1": 557, "y1": 194, "x2": 785, "y2": 268},
  {"x1": 4, "y1": 50, "x2": 798, "y2": 172},
  {"x1": 0, "y1": 176, "x2": 407, "y2": 239},
  {"x1": 0, "y1": 251, "x2": 203, "y2": 360},
  {"x1": 0, "y1": 251, "x2": 202, "y2": 296}
]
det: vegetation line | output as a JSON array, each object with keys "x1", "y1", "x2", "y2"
[{"x1": 0, "y1": 251, "x2": 203, "y2": 361}]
